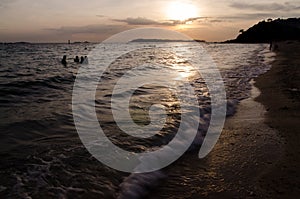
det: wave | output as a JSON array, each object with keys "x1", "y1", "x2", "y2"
[
  {"x1": 116, "y1": 46, "x2": 273, "y2": 199},
  {"x1": 0, "y1": 74, "x2": 75, "y2": 98},
  {"x1": 116, "y1": 98, "x2": 237, "y2": 199}
]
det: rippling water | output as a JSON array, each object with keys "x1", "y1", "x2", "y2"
[{"x1": 0, "y1": 42, "x2": 274, "y2": 198}]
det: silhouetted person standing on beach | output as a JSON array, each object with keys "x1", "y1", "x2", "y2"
[{"x1": 61, "y1": 55, "x2": 67, "y2": 66}]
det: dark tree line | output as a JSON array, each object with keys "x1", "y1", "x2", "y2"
[{"x1": 226, "y1": 18, "x2": 300, "y2": 43}]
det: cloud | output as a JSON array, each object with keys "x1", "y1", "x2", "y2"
[
  {"x1": 170, "y1": 17, "x2": 208, "y2": 25},
  {"x1": 112, "y1": 17, "x2": 208, "y2": 26},
  {"x1": 46, "y1": 24, "x2": 131, "y2": 35},
  {"x1": 112, "y1": 17, "x2": 174, "y2": 26},
  {"x1": 229, "y1": 2, "x2": 300, "y2": 11},
  {"x1": 41, "y1": 16, "x2": 214, "y2": 42},
  {"x1": 224, "y1": 13, "x2": 276, "y2": 20},
  {"x1": 207, "y1": 19, "x2": 224, "y2": 23},
  {"x1": 0, "y1": 0, "x2": 17, "y2": 8},
  {"x1": 219, "y1": 11, "x2": 300, "y2": 21},
  {"x1": 44, "y1": 16, "x2": 211, "y2": 41},
  {"x1": 96, "y1": 15, "x2": 106, "y2": 18}
]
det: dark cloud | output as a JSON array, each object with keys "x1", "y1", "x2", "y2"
[
  {"x1": 229, "y1": 2, "x2": 300, "y2": 11},
  {"x1": 112, "y1": 17, "x2": 208, "y2": 26},
  {"x1": 170, "y1": 17, "x2": 208, "y2": 24},
  {"x1": 96, "y1": 15, "x2": 106, "y2": 18},
  {"x1": 112, "y1": 17, "x2": 174, "y2": 26},
  {"x1": 208, "y1": 19, "x2": 224, "y2": 23}
]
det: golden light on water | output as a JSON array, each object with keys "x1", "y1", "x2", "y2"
[
  {"x1": 166, "y1": 2, "x2": 199, "y2": 21},
  {"x1": 172, "y1": 64, "x2": 195, "y2": 80}
]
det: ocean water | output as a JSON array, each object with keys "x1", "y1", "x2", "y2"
[{"x1": 0, "y1": 42, "x2": 274, "y2": 198}]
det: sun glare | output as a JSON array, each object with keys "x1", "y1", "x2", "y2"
[{"x1": 166, "y1": 2, "x2": 198, "y2": 21}]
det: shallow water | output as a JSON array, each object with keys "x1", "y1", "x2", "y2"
[{"x1": 0, "y1": 42, "x2": 274, "y2": 198}]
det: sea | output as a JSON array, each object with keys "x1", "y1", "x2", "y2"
[{"x1": 0, "y1": 42, "x2": 275, "y2": 198}]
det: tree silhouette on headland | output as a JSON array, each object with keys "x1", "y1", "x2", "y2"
[{"x1": 226, "y1": 18, "x2": 300, "y2": 43}]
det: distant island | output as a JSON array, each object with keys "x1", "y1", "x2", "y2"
[
  {"x1": 130, "y1": 39, "x2": 205, "y2": 43},
  {"x1": 226, "y1": 18, "x2": 300, "y2": 43},
  {"x1": 1, "y1": 42, "x2": 32, "y2": 44},
  {"x1": 72, "y1": 41, "x2": 90, "y2": 44}
]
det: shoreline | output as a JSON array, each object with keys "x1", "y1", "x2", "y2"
[
  {"x1": 147, "y1": 78, "x2": 284, "y2": 199},
  {"x1": 147, "y1": 46, "x2": 285, "y2": 198},
  {"x1": 254, "y1": 41, "x2": 300, "y2": 197}
]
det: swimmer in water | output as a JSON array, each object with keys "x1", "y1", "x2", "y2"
[
  {"x1": 80, "y1": 56, "x2": 84, "y2": 64},
  {"x1": 74, "y1": 56, "x2": 80, "y2": 63},
  {"x1": 61, "y1": 55, "x2": 67, "y2": 66}
]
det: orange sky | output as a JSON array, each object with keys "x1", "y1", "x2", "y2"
[{"x1": 0, "y1": 0, "x2": 299, "y2": 42}]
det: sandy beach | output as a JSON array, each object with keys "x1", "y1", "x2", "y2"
[{"x1": 255, "y1": 41, "x2": 300, "y2": 198}]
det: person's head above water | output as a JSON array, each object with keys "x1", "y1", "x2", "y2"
[
  {"x1": 80, "y1": 56, "x2": 84, "y2": 64},
  {"x1": 74, "y1": 56, "x2": 80, "y2": 62},
  {"x1": 61, "y1": 55, "x2": 67, "y2": 66}
]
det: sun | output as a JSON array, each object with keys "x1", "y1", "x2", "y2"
[{"x1": 166, "y1": 2, "x2": 198, "y2": 21}]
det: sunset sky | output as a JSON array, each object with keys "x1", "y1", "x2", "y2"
[{"x1": 0, "y1": 0, "x2": 299, "y2": 42}]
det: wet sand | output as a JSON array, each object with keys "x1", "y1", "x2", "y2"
[
  {"x1": 254, "y1": 41, "x2": 300, "y2": 198},
  {"x1": 148, "y1": 41, "x2": 299, "y2": 198}
]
